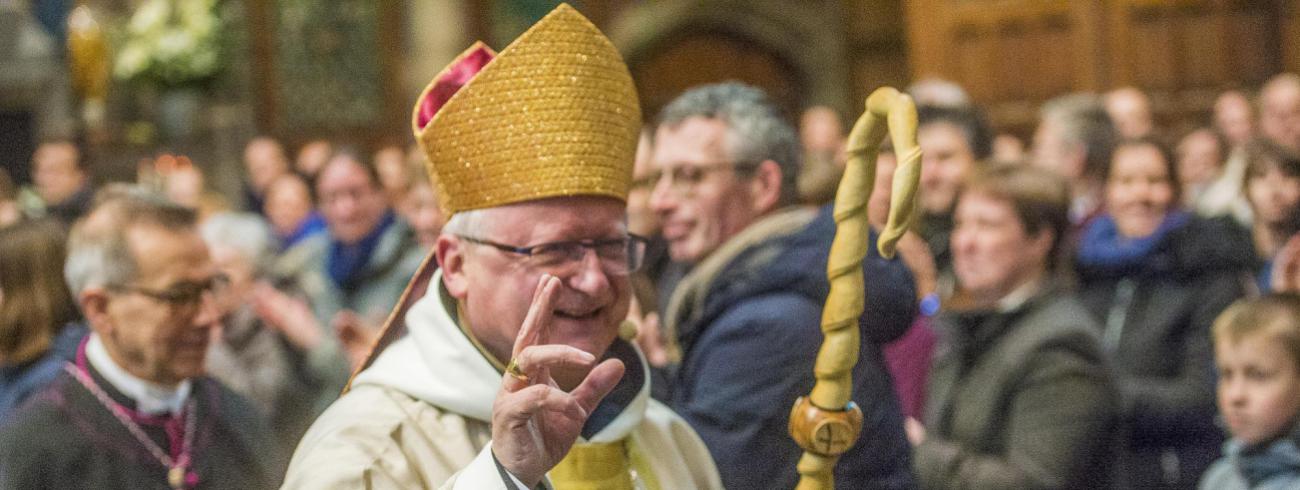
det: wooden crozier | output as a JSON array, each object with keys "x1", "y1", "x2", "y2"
[{"x1": 787, "y1": 87, "x2": 923, "y2": 490}]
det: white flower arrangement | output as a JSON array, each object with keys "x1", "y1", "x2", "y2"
[{"x1": 114, "y1": 0, "x2": 223, "y2": 88}]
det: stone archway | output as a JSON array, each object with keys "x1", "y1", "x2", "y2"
[{"x1": 608, "y1": 0, "x2": 850, "y2": 122}]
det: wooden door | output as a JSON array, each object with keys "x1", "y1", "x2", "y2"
[{"x1": 630, "y1": 31, "x2": 805, "y2": 121}]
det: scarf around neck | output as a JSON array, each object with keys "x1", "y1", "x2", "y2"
[
  {"x1": 281, "y1": 211, "x2": 327, "y2": 250},
  {"x1": 1076, "y1": 210, "x2": 1189, "y2": 272},
  {"x1": 327, "y1": 210, "x2": 396, "y2": 289}
]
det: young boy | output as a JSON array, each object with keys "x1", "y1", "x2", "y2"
[{"x1": 1200, "y1": 293, "x2": 1300, "y2": 490}]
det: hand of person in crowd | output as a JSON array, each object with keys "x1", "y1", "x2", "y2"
[
  {"x1": 1272, "y1": 233, "x2": 1300, "y2": 293},
  {"x1": 251, "y1": 282, "x2": 323, "y2": 351},
  {"x1": 333, "y1": 310, "x2": 380, "y2": 371},
  {"x1": 492, "y1": 274, "x2": 625, "y2": 488},
  {"x1": 905, "y1": 417, "x2": 927, "y2": 446},
  {"x1": 627, "y1": 296, "x2": 669, "y2": 367}
]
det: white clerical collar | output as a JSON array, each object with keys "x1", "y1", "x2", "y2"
[{"x1": 86, "y1": 334, "x2": 192, "y2": 416}]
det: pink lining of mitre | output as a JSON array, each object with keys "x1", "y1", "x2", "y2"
[{"x1": 416, "y1": 44, "x2": 496, "y2": 130}]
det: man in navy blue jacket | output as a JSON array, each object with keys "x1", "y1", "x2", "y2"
[{"x1": 649, "y1": 82, "x2": 918, "y2": 489}]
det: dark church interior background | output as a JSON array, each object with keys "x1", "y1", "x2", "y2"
[{"x1": 3, "y1": 0, "x2": 1299, "y2": 210}]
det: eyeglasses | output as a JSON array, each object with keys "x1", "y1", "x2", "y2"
[
  {"x1": 458, "y1": 234, "x2": 649, "y2": 276},
  {"x1": 647, "y1": 161, "x2": 756, "y2": 196},
  {"x1": 109, "y1": 274, "x2": 230, "y2": 311}
]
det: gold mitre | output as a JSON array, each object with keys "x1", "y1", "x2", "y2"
[{"x1": 411, "y1": 3, "x2": 641, "y2": 216}]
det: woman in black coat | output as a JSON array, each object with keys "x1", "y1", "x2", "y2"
[{"x1": 1075, "y1": 137, "x2": 1254, "y2": 489}]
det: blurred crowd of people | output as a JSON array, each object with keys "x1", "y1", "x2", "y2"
[
  {"x1": 787, "y1": 74, "x2": 1300, "y2": 490},
  {"x1": 2, "y1": 69, "x2": 1300, "y2": 489},
  {"x1": 0, "y1": 135, "x2": 443, "y2": 483}
]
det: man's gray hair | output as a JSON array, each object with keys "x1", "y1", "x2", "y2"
[
  {"x1": 440, "y1": 207, "x2": 491, "y2": 239},
  {"x1": 200, "y1": 212, "x2": 276, "y2": 274},
  {"x1": 64, "y1": 185, "x2": 198, "y2": 297},
  {"x1": 1040, "y1": 93, "x2": 1117, "y2": 181},
  {"x1": 657, "y1": 82, "x2": 801, "y2": 206},
  {"x1": 441, "y1": 198, "x2": 631, "y2": 238}
]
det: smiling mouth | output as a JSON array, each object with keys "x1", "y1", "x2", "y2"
[{"x1": 555, "y1": 307, "x2": 602, "y2": 321}]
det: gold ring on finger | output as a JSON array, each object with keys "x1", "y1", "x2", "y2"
[{"x1": 505, "y1": 357, "x2": 530, "y2": 383}]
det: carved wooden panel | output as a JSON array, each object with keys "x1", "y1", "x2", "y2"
[
  {"x1": 844, "y1": 0, "x2": 910, "y2": 107},
  {"x1": 1107, "y1": 2, "x2": 1278, "y2": 91},
  {"x1": 1285, "y1": 0, "x2": 1300, "y2": 73},
  {"x1": 904, "y1": 0, "x2": 1291, "y2": 134},
  {"x1": 905, "y1": 1, "x2": 1105, "y2": 131}
]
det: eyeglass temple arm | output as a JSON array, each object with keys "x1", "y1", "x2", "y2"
[{"x1": 788, "y1": 87, "x2": 923, "y2": 490}]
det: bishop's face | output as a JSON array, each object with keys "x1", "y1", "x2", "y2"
[{"x1": 441, "y1": 197, "x2": 633, "y2": 373}]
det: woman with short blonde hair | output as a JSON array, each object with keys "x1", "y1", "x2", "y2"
[{"x1": 912, "y1": 164, "x2": 1119, "y2": 489}]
